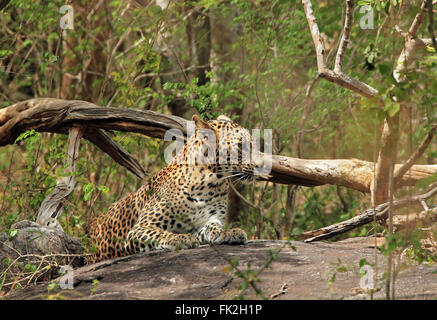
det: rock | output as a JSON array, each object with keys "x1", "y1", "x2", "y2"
[
  {"x1": 0, "y1": 220, "x2": 85, "y2": 287},
  {"x1": 3, "y1": 237, "x2": 437, "y2": 300}
]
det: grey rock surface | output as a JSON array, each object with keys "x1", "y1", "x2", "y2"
[
  {"x1": 3, "y1": 237, "x2": 437, "y2": 300},
  {"x1": 0, "y1": 220, "x2": 84, "y2": 269}
]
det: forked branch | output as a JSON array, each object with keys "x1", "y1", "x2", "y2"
[{"x1": 302, "y1": 0, "x2": 378, "y2": 98}]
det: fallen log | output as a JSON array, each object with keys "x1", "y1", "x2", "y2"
[
  {"x1": 270, "y1": 156, "x2": 437, "y2": 192},
  {"x1": 0, "y1": 98, "x2": 436, "y2": 193}
]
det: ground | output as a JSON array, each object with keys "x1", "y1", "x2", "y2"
[{"x1": 3, "y1": 237, "x2": 437, "y2": 300}]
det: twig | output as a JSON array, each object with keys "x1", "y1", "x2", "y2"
[
  {"x1": 229, "y1": 181, "x2": 259, "y2": 210},
  {"x1": 209, "y1": 245, "x2": 266, "y2": 299},
  {"x1": 0, "y1": 0, "x2": 11, "y2": 11},
  {"x1": 270, "y1": 283, "x2": 288, "y2": 299},
  {"x1": 297, "y1": 75, "x2": 319, "y2": 158},
  {"x1": 0, "y1": 251, "x2": 88, "y2": 296},
  {"x1": 0, "y1": 149, "x2": 14, "y2": 215},
  {"x1": 210, "y1": 241, "x2": 291, "y2": 299}
]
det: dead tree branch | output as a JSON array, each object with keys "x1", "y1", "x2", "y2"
[
  {"x1": 302, "y1": 0, "x2": 378, "y2": 98},
  {"x1": 269, "y1": 156, "x2": 436, "y2": 192},
  {"x1": 334, "y1": 0, "x2": 354, "y2": 74},
  {"x1": 393, "y1": 207, "x2": 437, "y2": 231},
  {"x1": 302, "y1": 184, "x2": 437, "y2": 242},
  {"x1": 36, "y1": 127, "x2": 83, "y2": 230},
  {"x1": 394, "y1": 0, "x2": 430, "y2": 82},
  {"x1": 373, "y1": 0, "x2": 431, "y2": 206},
  {"x1": 0, "y1": 98, "x2": 188, "y2": 178}
]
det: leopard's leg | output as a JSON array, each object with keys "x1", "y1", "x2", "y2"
[
  {"x1": 196, "y1": 221, "x2": 247, "y2": 245},
  {"x1": 124, "y1": 224, "x2": 200, "y2": 254}
]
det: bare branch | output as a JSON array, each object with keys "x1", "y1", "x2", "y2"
[
  {"x1": 302, "y1": 0, "x2": 327, "y2": 72},
  {"x1": 229, "y1": 182, "x2": 259, "y2": 210},
  {"x1": 84, "y1": 127, "x2": 147, "y2": 179},
  {"x1": 319, "y1": 69, "x2": 379, "y2": 98},
  {"x1": 302, "y1": 0, "x2": 379, "y2": 98},
  {"x1": 0, "y1": 0, "x2": 11, "y2": 11},
  {"x1": 409, "y1": 0, "x2": 428, "y2": 37},
  {"x1": 334, "y1": 0, "x2": 354, "y2": 74},
  {"x1": 297, "y1": 75, "x2": 319, "y2": 158},
  {"x1": 393, "y1": 207, "x2": 437, "y2": 231},
  {"x1": 394, "y1": 125, "x2": 437, "y2": 185},
  {"x1": 394, "y1": 0, "x2": 431, "y2": 82},
  {"x1": 0, "y1": 98, "x2": 186, "y2": 177},
  {"x1": 269, "y1": 156, "x2": 436, "y2": 192}
]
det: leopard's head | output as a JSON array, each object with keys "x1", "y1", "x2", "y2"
[{"x1": 187, "y1": 114, "x2": 270, "y2": 183}]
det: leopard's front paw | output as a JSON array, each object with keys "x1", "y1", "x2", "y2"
[
  {"x1": 166, "y1": 233, "x2": 200, "y2": 250},
  {"x1": 208, "y1": 227, "x2": 247, "y2": 245},
  {"x1": 222, "y1": 228, "x2": 248, "y2": 245}
]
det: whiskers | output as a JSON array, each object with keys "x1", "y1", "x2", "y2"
[{"x1": 214, "y1": 168, "x2": 255, "y2": 188}]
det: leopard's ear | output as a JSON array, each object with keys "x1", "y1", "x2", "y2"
[
  {"x1": 217, "y1": 115, "x2": 232, "y2": 122},
  {"x1": 192, "y1": 114, "x2": 213, "y2": 130}
]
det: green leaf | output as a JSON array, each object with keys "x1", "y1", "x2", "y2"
[
  {"x1": 8, "y1": 229, "x2": 18, "y2": 239},
  {"x1": 15, "y1": 129, "x2": 38, "y2": 143},
  {"x1": 359, "y1": 258, "x2": 367, "y2": 268},
  {"x1": 378, "y1": 63, "x2": 391, "y2": 76},
  {"x1": 24, "y1": 263, "x2": 37, "y2": 273},
  {"x1": 83, "y1": 183, "x2": 95, "y2": 201},
  {"x1": 426, "y1": 46, "x2": 436, "y2": 53},
  {"x1": 337, "y1": 266, "x2": 347, "y2": 272},
  {"x1": 0, "y1": 49, "x2": 13, "y2": 58},
  {"x1": 328, "y1": 273, "x2": 336, "y2": 284},
  {"x1": 385, "y1": 102, "x2": 400, "y2": 117},
  {"x1": 47, "y1": 282, "x2": 57, "y2": 291},
  {"x1": 98, "y1": 185, "x2": 109, "y2": 193}
]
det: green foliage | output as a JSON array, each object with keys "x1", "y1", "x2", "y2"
[
  {"x1": 14, "y1": 130, "x2": 40, "y2": 144},
  {"x1": 162, "y1": 73, "x2": 244, "y2": 120}
]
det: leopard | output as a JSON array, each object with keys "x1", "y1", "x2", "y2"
[{"x1": 87, "y1": 114, "x2": 267, "y2": 263}]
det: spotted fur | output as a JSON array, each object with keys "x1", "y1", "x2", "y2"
[{"x1": 87, "y1": 115, "x2": 263, "y2": 263}]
